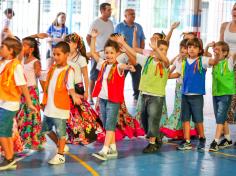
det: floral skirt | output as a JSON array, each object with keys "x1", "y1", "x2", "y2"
[
  {"x1": 159, "y1": 83, "x2": 198, "y2": 139},
  {"x1": 66, "y1": 83, "x2": 103, "y2": 145},
  {"x1": 96, "y1": 100, "x2": 145, "y2": 142},
  {"x1": 15, "y1": 86, "x2": 46, "y2": 150}
]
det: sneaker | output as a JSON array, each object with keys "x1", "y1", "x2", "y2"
[
  {"x1": 92, "y1": 152, "x2": 107, "y2": 161},
  {"x1": 209, "y1": 140, "x2": 219, "y2": 152},
  {"x1": 48, "y1": 154, "x2": 65, "y2": 165},
  {"x1": 107, "y1": 149, "x2": 118, "y2": 159},
  {"x1": 177, "y1": 140, "x2": 192, "y2": 150},
  {"x1": 143, "y1": 143, "x2": 160, "y2": 153},
  {"x1": 64, "y1": 144, "x2": 70, "y2": 153},
  {"x1": 0, "y1": 158, "x2": 16, "y2": 171},
  {"x1": 198, "y1": 138, "x2": 206, "y2": 150},
  {"x1": 218, "y1": 138, "x2": 233, "y2": 149}
]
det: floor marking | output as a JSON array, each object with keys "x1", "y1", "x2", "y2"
[{"x1": 66, "y1": 152, "x2": 99, "y2": 176}]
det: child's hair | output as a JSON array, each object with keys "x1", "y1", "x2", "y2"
[
  {"x1": 52, "y1": 12, "x2": 66, "y2": 27},
  {"x1": 64, "y1": 33, "x2": 88, "y2": 62},
  {"x1": 54, "y1": 41, "x2": 70, "y2": 53},
  {"x1": 179, "y1": 39, "x2": 188, "y2": 48},
  {"x1": 186, "y1": 38, "x2": 204, "y2": 56},
  {"x1": 22, "y1": 37, "x2": 40, "y2": 60},
  {"x1": 4, "y1": 8, "x2": 15, "y2": 16},
  {"x1": 104, "y1": 39, "x2": 120, "y2": 52},
  {"x1": 215, "y1": 41, "x2": 230, "y2": 58},
  {"x1": 153, "y1": 32, "x2": 166, "y2": 40},
  {"x1": 157, "y1": 40, "x2": 169, "y2": 48},
  {"x1": 182, "y1": 32, "x2": 198, "y2": 39},
  {"x1": 2, "y1": 37, "x2": 22, "y2": 58}
]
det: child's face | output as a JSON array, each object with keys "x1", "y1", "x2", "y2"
[
  {"x1": 188, "y1": 45, "x2": 201, "y2": 58},
  {"x1": 22, "y1": 41, "x2": 33, "y2": 56},
  {"x1": 158, "y1": 44, "x2": 168, "y2": 56},
  {"x1": 68, "y1": 41, "x2": 77, "y2": 54},
  {"x1": 213, "y1": 45, "x2": 227, "y2": 59},
  {"x1": 0, "y1": 44, "x2": 12, "y2": 58},
  {"x1": 104, "y1": 46, "x2": 117, "y2": 64},
  {"x1": 6, "y1": 13, "x2": 13, "y2": 19},
  {"x1": 151, "y1": 34, "x2": 161, "y2": 41},
  {"x1": 180, "y1": 46, "x2": 188, "y2": 58},
  {"x1": 53, "y1": 48, "x2": 68, "y2": 66}
]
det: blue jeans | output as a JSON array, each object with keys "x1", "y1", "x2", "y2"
[
  {"x1": 213, "y1": 95, "x2": 232, "y2": 124},
  {"x1": 99, "y1": 98, "x2": 120, "y2": 131},
  {"x1": 141, "y1": 94, "x2": 164, "y2": 137},
  {"x1": 0, "y1": 108, "x2": 17, "y2": 137},
  {"x1": 90, "y1": 59, "x2": 99, "y2": 81},
  {"x1": 42, "y1": 116, "x2": 67, "y2": 138},
  {"x1": 181, "y1": 95, "x2": 204, "y2": 123}
]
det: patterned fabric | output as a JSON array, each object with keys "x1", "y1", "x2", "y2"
[
  {"x1": 66, "y1": 84, "x2": 103, "y2": 145},
  {"x1": 96, "y1": 101, "x2": 145, "y2": 142},
  {"x1": 159, "y1": 83, "x2": 198, "y2": 139},
  {"x1": 15, "y1": 86, "x2": 46, "y2": 150}
]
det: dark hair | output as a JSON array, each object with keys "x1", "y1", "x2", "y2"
[
  {"x1": 187, "y1": 38, "x2": 204, "y2": 56},
  {"x1": 157, "y1": 40, "x2": 169, "y2": 48},
  {"x1": 179, "y1": 39, "x2": 188, "y2": 48},
  {"x1": 54, "y1": 41, "x2": 70, "y2": 53},
  {"x1": 4, "y1": 8, "x2": 15, "y2": 16},
  {"x1": 52, "y1": 12, "x2": 66, "y2": 27},
  {"x1": 22, "y1": 37, "x2": 40, "y2": 60},
  {"x1": 100, "y1": 3, "x2": 111, "y2": 12},
  {"x1": 2, "y1": 37, "x2": 22, "y2": 58},
  {"x1": 104, "y1": 39, "x2": 119, "y2": 52},
  {"x1": 64, "y1": 33, "x2": 88, "y2": 63},
  {"x1": 153, "y1": 32, "x2": 166, "y2": 40},
  {"x1": 215, "y1": 41, "x2": 230, "y2": 58}
]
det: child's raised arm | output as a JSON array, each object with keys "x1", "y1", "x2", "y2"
[
  {"x1": 90, "y1": 29, "x2": 100, "y2": 63},
  {"x1": 165, "y1": 21, "x2": 180, "y2": 42},
  {"x1": 132, "y1": 26, "x2": 144, "y2": 54}
]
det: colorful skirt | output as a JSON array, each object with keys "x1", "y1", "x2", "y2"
[
  {"x1": 66, "y1": 83, "x2": 103, "y2": 145},
  {"x1": 160, "y1": 82, "x2": 198, "y2": 139},
  {"x1": 96, "y1": 100, "x2": 145, "y2": 142},
  {"x1": 15, "y1": 86, "x2": 46, "y2": 150}
]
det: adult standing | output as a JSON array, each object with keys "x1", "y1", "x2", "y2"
[
  {"x1": 220, "y1": 3, "x2": 236, "y2": 124},
  {"x1": 46, "y1": 12, "x2": 69, "y2": 68},
  {"x1": 86, "y1": 3, "x2": 114, "y2": 105},
  {"x1": 115, "y1": 9, "x2": 145, "y2": 102}
]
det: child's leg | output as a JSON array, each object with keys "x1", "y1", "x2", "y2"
[
  {"x1": 181, "y1": 95, "x2": 192, "y2": 141},
  {"x1": 0, "y1": 138, "x2": 13, "y2": 160},
  {"x1": 196, "y1": 123, "x2": 205, "y2": 138},
  {"x1": 47, "y1": 131, "x2": 58, "y2": 145},
  {"x1": 104, "y1": 131, "x2": 115, "y2": 148},
  {"x1": 57, "y1": 137, "x2": 66, "y2": 155},
  {"x1": 183, "y1": 121, "x2": 190, "y2": 141},
  {"x1": 214, "y1": 124, "x2": 224, "y2": 140}
]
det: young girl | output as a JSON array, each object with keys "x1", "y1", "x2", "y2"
[
  {"x1": 64, "y1": 33, "x2": 102, "y2": 145},
  {"x1": 90, "y1": 31, "x2": 135, "y2": 161},
  {"x1": 159, "y1": 39, "x2": 198, "y2": 139},
  {"x1": 15, "y1": 37, "x2": 45, "y2": 150},
  {"x1": 90, "y1": 32, "x2": 144, "y2": 142},
  {"x1": 177, "y1": 38, "x2": 218, "y2": 150}
]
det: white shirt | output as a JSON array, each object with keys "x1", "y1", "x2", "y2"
[
  {"x1": 88, "y1": 18, "x2": 114, "y2": 51},
  {"x1": 44, "y1": 66, "x2": 75, "y2": 119},
  {"x1": 23, "y1": 58, "x2": 38, "y2": 87},
  {"x1": 0, "y1": 60, "x2": 26, "y2": 111}
]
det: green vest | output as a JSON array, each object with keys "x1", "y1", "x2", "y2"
[
  {"x1": 139, "y1": 57, "x2": 168, "y2": 96},
  {"x1": 212, "y1": 59, "x2": 235, "y2": 96}
]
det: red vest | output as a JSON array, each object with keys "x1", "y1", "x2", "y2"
[{"x1": 92, "y1": 62, "x2": 124, "y2": 103}]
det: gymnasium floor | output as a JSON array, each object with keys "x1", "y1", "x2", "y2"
[{"x1": 1, "y1": 72, "x2": 236, "y2": 176}]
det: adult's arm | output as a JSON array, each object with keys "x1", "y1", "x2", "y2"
[{"x1": 220, "y1": 22, "x2": 228, "y2": 41}]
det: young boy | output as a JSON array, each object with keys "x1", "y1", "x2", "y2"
[
  {"x1": 0, "y1": 37, "x2": 36, "y2": 170},
  {"x1": 41, "y1": 41, "x2": 81, "y2": 165},
  {"x1": 206, "y1": 41, "x2": 236, "y2": 151},
  {"x1": 118, "y1": 36, "x2": 170, "y2": 153}
]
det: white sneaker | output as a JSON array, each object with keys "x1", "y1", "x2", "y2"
[
  {"x1": 64, "y1": 144, "x2": 70, "y2": 153},
  {"x1": 92, "y1": 152, "x2": 107, "y2": 161},
  {"x1": 48, "y1": 154, "x2": 65, "y2": 165},
  {"x1": 107, "y1": 149, "x2": 118, "y2": 159}
]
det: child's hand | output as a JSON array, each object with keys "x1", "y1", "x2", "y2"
[
  {"x1": 72, "y1": 93, "x2": 82, "y2": 105},
  {"x1": 207, "y1": 41, "x2": 215, "y2": 48},
  {"x1": 171, "y1": 21, "x2": 180, "y2": 30},
  {"x1": 40, "y1": 103, "x2": 45, "y2": 111},
  {"x1": 115, "y1": 35, "x2": 126, "y2": 45},
  {"x1": 27, "y1": 103, "x2": 37, "y2": 113},
  {"x1": 127, "y1": 65, "x2": 136, "y2": 72},
  {"x1": 149, "y1": 37, "x2": 158, "y2": 50},
  {"x1": 91, "y1": 29, "x2": 99, "y2": 38}
]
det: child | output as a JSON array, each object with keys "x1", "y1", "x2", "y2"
[
  {"x1": 1, "y1": 8, "x2": 15, "y2": 41},
  {"x1": 41, "y1": 41, "x2": 81, "y2": 165},
  {"x1": 206, "y1": 41, "x2": 235, "y2": 151},
  {"x1": 160, "y1": 39, "x2": 198, "y2": 139},
  {"x1": 64, "y1": 33, "x2": 102, "y2": 145},
  {"x1": 15, "y1": 37, "x2": 46, "y2": 150},
  {"x1": 0, "y1": 37, "x2": 36, "y2": 170},
  {"x1": 177, "y1": 38, "x2": 218, "y2": 150},
  {"x1": 90, "y1": 31, "x2": 135, "y2": 160},
  {"x1": 119, "y1": 35, "x2": 170, "y2": 153}
]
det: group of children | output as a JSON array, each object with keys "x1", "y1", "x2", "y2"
[{"x1": 0, "y1": 22, "x2": 235, "y2": 170}]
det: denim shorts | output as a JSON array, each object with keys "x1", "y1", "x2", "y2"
[
  {"x1": 181, "y1": 95, "x2": 204, "y2": 123},
  {"x1": 90, "y1": 59, "x2": 99, "y2": 81},
  {"x1": 42, "y1": 116, "x2": 67, "y2": 138},
  {"x1": 141, "y1": 94, "x2": 164, "y2": 137},
  {"x1": 0, "y1": 108, "x2": 17, "y2": 137},
  {"x1": 99, "y1": 98, "x2": 120, "y2": 131},
  {"x1": 213, "y1": 95, "x2": 232, "y2": 124}
]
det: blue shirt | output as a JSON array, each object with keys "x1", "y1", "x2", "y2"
[
  {"x1": 115, "y1": 21, "x2": 145, "y2": 47},
  {"x1": 47, "y1": 24, "x2": 69, "y2": 48}
]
